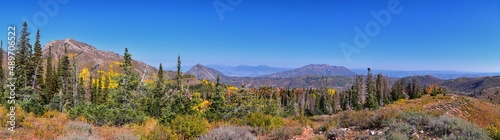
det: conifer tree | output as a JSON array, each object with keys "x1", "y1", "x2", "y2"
[
  {"x1": 58, "y1": 45, "x2": 71, "y2": 108},
  {"x1": 176, "y1": 55, "x2": 182, "y2": 91},
  {"x1": 43, "y1": 46, "x2": 56, "y2": 104},
  {"x1": 207, "y1": 74, "x2": 227, "y2": 121},
  {"x1": 32, "y1": 29, "x2": 44, "y2": 90},
  {"x1": 155, "y1": 63, "x2": 165, "y2": 97},
  {"x1": 15, "y1": 21, "x2": 32, "y2": 90},
  {"x1": 0, "y1": 40, "x2": 4, "y2": 92},
  {"x1": 364, "y1": 68, "x2": 378, "y2": 109},
  {"x1": 409, "y1": 76, "x2": 421, "y2": 99}
]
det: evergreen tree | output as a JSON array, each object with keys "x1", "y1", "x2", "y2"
[
  {"x1": 58, "y1": 45, "x2": 71, "y2": 109},
  {"x1": 176, "y1": 55, "x2": 182, "y2": 91},
  {"x1": 409, "y1": 76, "x2": 421, "y2": 99},
  {"x1": 206, "y1": 74, "x2": 227, "y2": 121},
  {"x1": 32, "y1": 29, "x2": 44, "y2": 90},
  {"x1": 0, "y1": 40, "x2": 4, "y2": 92},
  {"x1": 15, "y1": 21, "x2": 32, "y2": 91},
  {"x1": 116, "y1": 48, "x2": 137, "y2": 104},
  {"x1": 43, "y1": 46, "x2": 56, "y2": 104},
  {"x1": 155, "y1": 63, "x2": 165, "y2": 96},
  {"x1": 364, "y1": 68, "x2": 378, "y2": 109},
  {"x1": 352, "y1": 76, "x2": 362, "y2": 110}
]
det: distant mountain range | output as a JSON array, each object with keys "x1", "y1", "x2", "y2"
[
  {"x1": 267, "y1": 64, "x2": 357, "y2": 78},
  {"x1": 187, "y1": 64, "x2": 359, "y2": 89},
  {"x1": 351, "y1": 69, "x2": 500, "y2": 80},
  {"x1": 206, "y1": 64, "x2": 292, "y2": 77}
]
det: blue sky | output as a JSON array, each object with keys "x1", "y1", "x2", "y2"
[{"x1": 1, "y1": 0, "x2": 499, "y2": 72}]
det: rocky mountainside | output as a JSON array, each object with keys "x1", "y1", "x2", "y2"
[
  {"x1": 41, "y1": 38, "x2": 174, "y2": 81},
  {"x1": 267, "y1": 64, "x2": 357, "y2": 78}
]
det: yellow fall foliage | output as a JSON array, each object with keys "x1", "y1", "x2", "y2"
[{"x1": 327, "y1": 88, "x2": 336, "y2": 95}]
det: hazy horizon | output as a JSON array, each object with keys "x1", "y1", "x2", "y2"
[{"x1": 1, "y1": 0, "x2": 499, "y2": 73}]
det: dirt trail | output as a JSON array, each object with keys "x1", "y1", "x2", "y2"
[{"x1": 294, "y1": 126, "x2": 314, "y2": 140}]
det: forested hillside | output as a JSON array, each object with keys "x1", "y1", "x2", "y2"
[{"x1": 0, "y1": 22, "x2": 498, "y2": 140}]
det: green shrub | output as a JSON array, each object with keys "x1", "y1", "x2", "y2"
[
  {"x1": 386, "y1": 120, "x2": 415, "y2": 137},
  {"x1": 171, "y1": 114, "x2": 211, "y2": 139},
  {"x1": 336, "y1": 110, "x2": 380, "y2": 129},
  {"x1": 145, "y1": 124, "x2": 178, "y2": 140},
  {"x1": 427, "y1": 116, "x2": 490, "y2": 139},
  {"x1": 199, "y1": 126, "x2": 256, "y2": 140},
  {"x1": 68, "y1": 103, "x2": 146, "y2": 126},
  {"x1": 245, "y1": 112, "x2": 284, "y2": 134},
  {"x1": 399, "y1": 111, "x2": 432, "y2": 129},
  {"x1": 487, "y1": 125, "x2": 500, "y2": 140}
]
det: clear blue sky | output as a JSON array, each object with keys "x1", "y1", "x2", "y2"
[{"x1": 1, "y1": 0, "x2": 499, "y2": 72}]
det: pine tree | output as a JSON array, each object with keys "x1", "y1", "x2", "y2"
[
  {"x1": 352, "y1": 76, "x2": 362, "y2": 110},
  {"x1": 32, "y1": 29, "x2": 44, "y2": 90},
  {"x1": 43, "y1": 46, "x2": 56, "y2": 104},
  {"x1": 409, "y1": 76, "x2": 421, "y2": 99},
  {"x1": 176, "y1": 55, "x2": 182, "y2": 91},
  {"x1": 207, "y1": 74, "x2": 227, "y2": 121},
  {"x1": 364, "y1": 68, "x2": 378, "y2": 109},
  {"x1": 155, "y1": 63, "x2": 165, "y2": 97},
  {"x1": 0, "y1": 40, "x2": 4, "y2": 92},
  {"x1": 15, "y1": 21, "x2": 32, "y2": 91},
  {"x1": 58, "y1": 45, "x2": 71, "y2": 109},
  {"x1": 116, "y1": 48, "x2": 139, "y2": 105}
]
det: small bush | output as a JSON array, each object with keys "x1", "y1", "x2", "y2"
[
  {"x1": 65, "y1": 121, "x2": 93, "y2": 135},
  {"x1": 171, "y1": 114, "x2": 211, "y2": 139},
  {"x1": 487, "y1": 125, "x2": 500, "y2": 140},
  {"x1": 399, "y1": 111, "x2": 432, "y2": 129},
  {"x1": 326, "y1": 128, "x2": 346, "y2": 140},
  {"x1": 245, "y1": 112, "x2": 284, "y2": 134},
  {"x1": 114, "y1": 131, "x2": 140, "y2": 140},
  {"x1": 427, "y1": 116, "x2": 490, "y2": 139},
  {"x1": 59, "y1": 121, "x2": 98, "y2": 140},
  {"x1": 269, "y1": 126, "x2": 301, "y2": 140},
  {"x1": 386, "y1": 120, "x2": 415, "y2": 137},
  {"x1": 336, "y1": 110, "x2": 380, "y2": 129},
  {"x1": 199, "y1": 126, "x2": 256, "y2": 140}
]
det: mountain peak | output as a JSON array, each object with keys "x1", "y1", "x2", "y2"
[{"x1": 187, "y1": 64, "x2": 225, "y2": 81}]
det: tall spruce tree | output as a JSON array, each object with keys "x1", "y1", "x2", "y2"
[
  {"x1": 0, "y1": 40, "x2": 4, "y2": 92},
  {"x1": 32, "y1": 29, "x2": 44, "y2": 90},
  {"x1": 43, "y1": 46, "x2": 56, "y2": 104},
  {"x1": 207, "y1": 74, "x2": 227, "y2": 121},
  {"x1": 364, "y1": 68, "x2": 378, "y2": 109},
  {"x1": 409, "y1": 76, "x2": 421, "y2": 99},
  {"x1": 176, "y1": 55, "x2": 182, "y2": 91},
  {"x1": 57, "y1": 45, "x2": 71, "y2": 109},
  {"x1": 155, "y1": 63, "x2": 165, "y2": 97},
  {"x1": 15, "y1": 22, "x2": 32, "y2": 91}
]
